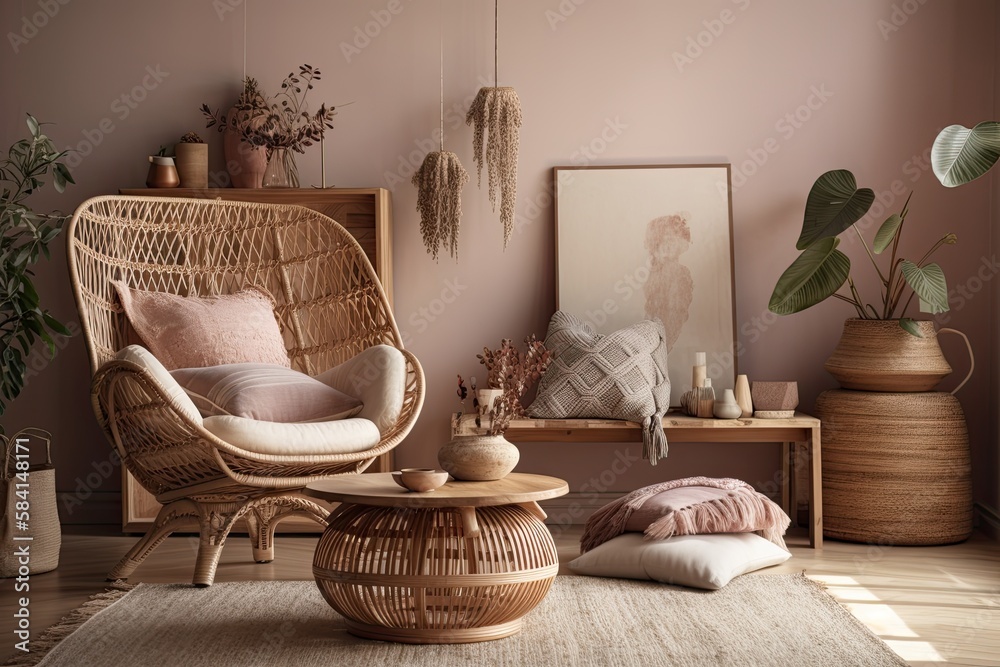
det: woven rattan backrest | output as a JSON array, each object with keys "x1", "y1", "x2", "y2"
[{"x1": 67, "y1": 196, "x2": 400, "y2": 377}]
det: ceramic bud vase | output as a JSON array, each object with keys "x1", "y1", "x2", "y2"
[
  {"x1": 734, "y1": 375, "x2": 753, "y2": 417},
  {"x1": 146, "y1": 156, "x2": 179, "y2": 188},
  {"x1": 438, "y1": 434, "x2": 519, "y2": 481},
  {"x1": 713, "y1": 389, "x2": 742, "y2": 419}
]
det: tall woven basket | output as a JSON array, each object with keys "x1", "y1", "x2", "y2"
[
  {"x1": 815, "y1": 390, "x2": 972, "y2": 545},
  {"x1": 1, "y1": 429, "x2": 61, "y2": 576}
]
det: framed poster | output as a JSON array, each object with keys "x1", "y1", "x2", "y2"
[{"x1": 554, "y1": 164, "x2": 737, "y2": 404}]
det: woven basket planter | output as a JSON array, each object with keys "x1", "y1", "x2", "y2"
[
  {"x1": 824, "y1": 319, "x2": 954, "y2": 392},
  {"x1": 815, "y1": 389, "x2": 972, "y2": 545}
]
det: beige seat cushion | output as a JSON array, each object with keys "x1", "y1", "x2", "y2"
[
  {"x1": 202, "y1": 416, "x2": 381, "y2": 456},
  {"x1": 171, "y1": 363, "x2": 363, "y2": 423},
  {"x1": 315, "y1": 345, "x2": 407, "y2": 435},
  {"x1": 114, "y1": 346, "x2": 203, "y2": 424}
]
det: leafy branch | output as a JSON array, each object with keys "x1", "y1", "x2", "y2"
[{"x1": 1, "y1": 115, "x2": 75, "y2": 423}]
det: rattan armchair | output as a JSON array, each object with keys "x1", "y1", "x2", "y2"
[{"x1": 67, "y1": 195, "x2": 424, "y2": 586}]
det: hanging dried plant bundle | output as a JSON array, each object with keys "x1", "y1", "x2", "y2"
[
  {"x1": 466, "y1": 86, "x2": 522, "y2": 249},
  {"x1": 412, "y1": 150, "x2": 470, "y2": 261}
]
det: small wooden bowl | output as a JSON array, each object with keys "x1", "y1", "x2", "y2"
[{"x1": 392, "y1": 468, "x2": 449, "y2": 492}]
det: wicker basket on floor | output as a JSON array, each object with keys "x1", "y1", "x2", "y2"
[{"x1": 815, "y1": 389, "x2": 972, "y2": 545}]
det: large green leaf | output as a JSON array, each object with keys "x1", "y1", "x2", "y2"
[
  {"x1": 932, "y1": 122, "x2": 1000, "y2": 187},
  {"x1": 899, "y1": 317, "x2": 924, "y2": 338},
  {"x1": 900, "y1": 261, "x2": 949, "y2": 314},
  {"x1": 873, "y1": 214, "x2": 902, "y2": 254},
  {"x1": 769, "y1": 237, "x2": 852, "y2": 315},
  {"x1": 796, "y1": 170, "x2": 875, "y2": 250}
]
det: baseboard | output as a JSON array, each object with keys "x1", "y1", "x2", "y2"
[
  {"x1": 974, "y1": 502, "x2": 1000, "y2": 540},
  {"x1": 539, "y1": 492, "x2": 622, "y2": 526},
  {"x1": 57, "y1": 491, "x2": 121, "y2": 525}
]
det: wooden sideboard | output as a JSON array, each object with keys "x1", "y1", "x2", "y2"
[
  {"x1": 451, "y1": 411, "x2": 823, "y2": 548},
  {"x1": 117, "y1": 187, "x2": 393, "y2": 532}
]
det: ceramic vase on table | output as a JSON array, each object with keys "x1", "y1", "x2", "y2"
[
  {"x1": 815, "y1": 318, "x2": 974, "y2": 545},
  {"x1": 438, "y1": 434, "x2": 519, "y2": 481},
  {"x1": 146, "y1": 156, "x2": 179, "y2": 188},
  {"x1": 713, "y1": 389, "x2": 742, "y2": 419},
  {"x1": 223, "y1": 126, "x2": 266, "y2": 188}
]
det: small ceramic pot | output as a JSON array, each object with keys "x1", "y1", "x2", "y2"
[
  {"x1": 391, "y1": 468, "x2": 449, "y2": 492},
  {"x1": 146, "y1": 156, "x2": 179, "y2": 188},
  {"x1": 713, "y1": 389, "x2": 742, "y2": 419},
  {"x1": 438, "y1": 434, "x2": 519, "y2": 481}
]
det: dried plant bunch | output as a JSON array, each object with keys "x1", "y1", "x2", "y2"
[
  {"x1": 466, "y1": 86, "x2": 522, "y2": 249},
  {"x1": 477, "y1": 335, "x2": 552, "y2": 419},
  {"x1": 487, "y1": 390, "x2": 519, "y2": 436},
  {"x1": 412, "y1": 150, "x2": 469, "y2": 261},
  {"x1": 201, "y1": 66, "x2": 336, "y2": 153},
  {"x1": 179, "y1": 132, "x2": 204, "y2": 143}
]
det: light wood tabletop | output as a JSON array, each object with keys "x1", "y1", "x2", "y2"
[{"x1": 305, "y1": 472, "x2": 569, "y2": 508}]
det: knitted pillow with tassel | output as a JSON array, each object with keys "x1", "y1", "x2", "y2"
[{"x1": 527, "y1": 311, "x2": 670, "y2": 464}]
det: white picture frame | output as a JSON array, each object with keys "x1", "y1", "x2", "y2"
[{"x1": 554, "y1": 164, "x2": 738, "y2": 404}]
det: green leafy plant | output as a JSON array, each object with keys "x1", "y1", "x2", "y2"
[
  {"x1": 932, "y1": 121, "x2": 1000, "y2": 187},
  {"x1": 769, "y1": 169, "x2": 956, "y2": 336},
  {"x1": 1, "y1": 114, "x2": 75, "y2": 422}
]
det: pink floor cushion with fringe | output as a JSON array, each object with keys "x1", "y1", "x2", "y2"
[{"x1": 582, "y1": 476, "x2": 791, "y2": 553}]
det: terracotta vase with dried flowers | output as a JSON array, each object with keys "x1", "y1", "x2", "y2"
[
  {"x1": 202, "y1": 65, "x2": 335, "y2": 189},
  {"x1": 439, "y1": 336, "x2": 552, "y2": 481}
]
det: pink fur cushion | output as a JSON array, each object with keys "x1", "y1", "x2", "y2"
[
  {"x1": 171, "y1": 363, "x2": 363, "y2": 423},
  {"x1": 624, "y1": 485, "x2": 791, "y2": 549},
  {"x1": 112, "y1": 282, "x2": 290, "y2": 370}
]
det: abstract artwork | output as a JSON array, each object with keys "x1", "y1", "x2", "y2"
[{"x1": 554, "y1": 165, "x2": 737, "y2": 403}]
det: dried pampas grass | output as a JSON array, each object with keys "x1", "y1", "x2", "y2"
[
  {"x1": 412, "y1": 150, "x2": 470, "y2": 262},
  {"x1": 466, "y1": 86, "x2": 522, "y2": 249}
]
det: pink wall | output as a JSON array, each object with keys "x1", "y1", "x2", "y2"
[{"x1": 2, "y1": 0, "x2": 997, "y2": 523}]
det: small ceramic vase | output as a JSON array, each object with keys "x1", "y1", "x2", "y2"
[
  {"x1": 713, "y1": 389, "x2": 742, "y2": 419},
  {"x1": 438, "y1": 434, "x2": 519, "y2": 481},
  {"x1": 146, "y1": 156, "x2": 179, "y2": 188},
  {"x1": 734, "y1": 374, "x2": 753, "y2": 418}
]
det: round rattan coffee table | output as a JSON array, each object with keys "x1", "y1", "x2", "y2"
[{"x1": 305, "y1": 472, "x2": 568, "y2": 644}]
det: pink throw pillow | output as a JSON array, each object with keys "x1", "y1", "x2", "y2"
[
  {"x1": 112, "y1": 282, "x2": 290, "y2": 370},
  {"x1": 171, "y1": 363, "x2": 363, "y2": 423},
  {"x1": 624, "y1": 485, "x2": 791, "y2": 549}
]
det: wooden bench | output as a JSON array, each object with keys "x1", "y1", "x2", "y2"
[{"x1": 451, "y1": 411, "x2": 823, "y2": 549}]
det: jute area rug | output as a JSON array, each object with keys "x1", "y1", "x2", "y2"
[{"x1": 6, "y1": 574, "x2": 905, "y2": 667}]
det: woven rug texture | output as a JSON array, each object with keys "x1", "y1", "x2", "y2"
[{"x1": 9, "y1": 574, "x2": 905, "y2": 667}]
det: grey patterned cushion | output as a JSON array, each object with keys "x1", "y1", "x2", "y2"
[{"x1": 528, "y1": 311, "x2": 670, "y2": 464}]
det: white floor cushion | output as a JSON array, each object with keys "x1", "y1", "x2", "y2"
[
  {"x1": 568, "y1": 532, "x2": 791, "y2": 590},
  {"x1": 202, "y1": 416, "x2": 381, "y2": 456}
]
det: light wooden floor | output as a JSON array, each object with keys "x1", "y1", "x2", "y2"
[{"x1": 2, "y1": 526, "x2": 997, "y2": 666}]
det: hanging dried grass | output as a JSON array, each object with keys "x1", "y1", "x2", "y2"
[
  {"x1": 466, "y1": 86, "x2": 522, "y2": 249},
  {"x1": 412, "y1": 150, "x2": 470, "y2": 261}
]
